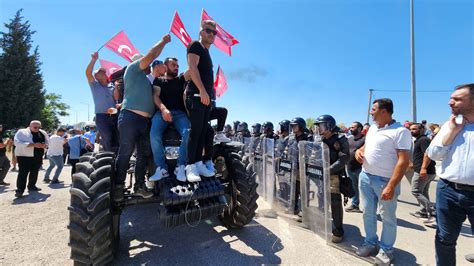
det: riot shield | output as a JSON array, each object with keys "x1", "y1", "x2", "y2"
[
  {"x1": 272, "y1": 138, "x2": 297, "y2": 213},
  {"x1": 262, "y1": 137, "x2": 275, "y2": 204},
  {"x1": 251, "y1": 138, "x2": 265, "y2": 197},
  {"x1": 298, "y1": 140, "x2": 331, "y2": 242}
]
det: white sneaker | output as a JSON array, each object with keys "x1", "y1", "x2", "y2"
[
  {"x1": 214, "y1": 132, "x2": 231, "y2": 143},
  {"x1": 204, "y1": 160, "x2": 216, "y2": 173},
  {"x1": 196, "y1": 161, "x2": 215, "y2": 177},
  {"x1": 174, "y1": 165, "x2": 187, "y2": 182},
  {"x1": 185, "y1": 164, "x2": 201, "y2": 182},
  {"x1": 149, "y1": 167, "x2": 169, "y2": 181}
]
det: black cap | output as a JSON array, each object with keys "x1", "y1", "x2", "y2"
[{"x1": 152, "y1": 60, "x2": 164, "y2": 67}]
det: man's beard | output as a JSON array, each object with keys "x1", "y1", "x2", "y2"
[{"x1": 166, "y1": 71, "x2": 178, "y2": 78}]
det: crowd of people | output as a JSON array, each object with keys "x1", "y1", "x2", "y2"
[{"x1": 0, "y1": 18, "x2": 472, "y2": 266}]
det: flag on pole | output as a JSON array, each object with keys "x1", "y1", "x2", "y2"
[
  {"x1": 99, "y1": 59, "x2": 122, "y2": 79},
  {"x1": 104, "y1": 30, "x2": 140, "y2": 62},
  {"x1": 214, "y1": 65, "x2": 228, "y2": 97},
  {"x1": 201, "y1": 9, "x2": 239, "y2": 56},
  {"x1": 170, "y1": 11, "x2": 192, "y2": 48}
]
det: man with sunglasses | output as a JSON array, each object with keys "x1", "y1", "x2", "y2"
[
  {"x1": 184, "y1": 20, "x2": 218, "y2": 181},
  {"x1": 13, "y1": 120, "x2": 49, "y2": 197}
]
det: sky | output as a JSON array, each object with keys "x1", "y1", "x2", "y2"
[{"x1": 1, "y1": 0, "x2": 473, "y2": 128}]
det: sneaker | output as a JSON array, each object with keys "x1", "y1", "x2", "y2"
[
  {"x1": 356, "y1": 243, "x2": 379, "y2": 257},
  {"x1": 28, "y1": 186, "x2": 42, "y2": 192},
  {"x1": 204, "y1": 160, "x2": 216, "y2": 173},
  {"x1": 43, "y1": 178, "x2": 51, "y2": 183},
  {"x1": 374, "y1": 249, "x2": 394, "y2": 265},
  {"x1": 134, "y1": 186, "x2": 153, "y2": 199},
  {"x1": 149, "y1": 167, "x2": 169, "y2": 182},
  {"x1": 410, "y1": 211, "x2": 428, "y2": 219},
  {"x1": 196, "y1": 161, "x2": 214, "y2": 177},
  {"x1": 214, "y1": 132, "x2": 231, "y2": 143},
  {"x1": 331, "y1": 234, "x2": 344, "y2": 243},
  {"x1": 345, "y1": 205, "x2": 362, "y2": 213},
  {"x1": 174, "y1": 165, "x2": 187, "y2": 182},
  {"x1": 185, "y1": 164, "x2": 201, "y2": 182},
  {"x1": 14, "y1": 191, "x2": 24, "y2": 198},
  {"x1": 0, "y1": 181, "x2": 10, "y2": 186}
]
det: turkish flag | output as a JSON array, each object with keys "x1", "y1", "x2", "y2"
[
  {"x1": 99, "y1": 59, "x2": 122, "y2": 79},
  {"x1": 170, "y1": 11, "x2": 192, "y2": 48},
  {"x1": 104, "y1": 31, "x2": 140, "y2": 62},
  {"x1": 214, "y1": 66, "x2": 228, "y2": 97},
  {"x1": 201, "y1": 9, "x2": 239, "y2": 56}
]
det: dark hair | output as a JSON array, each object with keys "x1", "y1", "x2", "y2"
[
  {"x1": 421, "y1": 120, "x2": 427, "y2": 124},
  {"x1": 164, "y1": 57, "x2": 178, "y2": 64},
  {"x1": 455, "y1": 83, "x2": 474, "y2": 98},
  {"x1": 57, "y1": 127, "x2": 67, "y2": 132},
  {"x1": 352, "y1": 121, "x2": 363, "y2": 129},
  {"x1": 411, "y1": 123, "x2": 423, "y2": 129},
  {"x1": 373, "y1": 98, "x2": 394, "y2": 114}
]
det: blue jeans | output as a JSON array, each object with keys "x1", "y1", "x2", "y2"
[
  {"x1": 359, "y1": 171, "x2": 400, "y2": 252},
  {"x1": 45, "y1": 155, "x2": 64, "y2": 181},
  {"x1": 435, "y1": 178, "x2": 474, "y2": 266},
  {"x1": 347, "y1": 167, "x2": 362, "y2": 207},
  {"x1": 150, "y1": 110, "x2": 190, "y2": 169},
  {"x1": 95, "y1": 113, "x2": 119, "y2": 152},
  {"x1": 115, "y1": 110, "x2": 151, "y2": 188}
]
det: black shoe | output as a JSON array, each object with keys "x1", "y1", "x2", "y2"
[
  {"x1": 15, "y1": 191, "x2": 24, "y2": 198},
  {"x1": 345, "y1": 205, "x2": 362, "y2": 213},
  {"x1": 410, "y1": 211, "x2": 428, "y2": 219},
  {"x1": 0, "y1": 181, "x2": 10, "y2": 186},
  {"x1": 50, "y1": 179, "x2": 63, "y2": 184},
  {"x1": 332, "y1": 234, "x2": 344, "y2": 243},
  {"x1": 28, "y1": 186, "x2": 42, "y2": 192},
  {"x1": 43, "y1": 178, "x2": 51, "y2": 183},
  {"x1": 134, "y1": 186, "x2": 153, "y2": 199}
]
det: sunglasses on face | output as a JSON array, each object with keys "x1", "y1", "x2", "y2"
[{"x1": 203, "y1": 28, "x2": 217, "y2": 35}]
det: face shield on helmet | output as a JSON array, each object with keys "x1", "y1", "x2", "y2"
[{"x1": 314, "y1": 122, "x2": 331, "y2": 136}]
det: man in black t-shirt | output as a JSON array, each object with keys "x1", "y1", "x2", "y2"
[
  {"x1": 149, "y1": 57, "x2": 190, "y2": 182},
  {"x1": 345, "y1": 121, "x2": 365, "y2": 213},
  {"x1": 184, "y1": 20, "x2": 218, "y2": 182},
  {"x1": 409, "y1": 123, "x2": 436, "y2": 219},
  {"x1": 0, "y1": 124, "x2": 11, "y2": 186}
]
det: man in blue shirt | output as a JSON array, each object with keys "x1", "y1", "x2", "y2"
[
  {"x1": 427, "y1": 83, "x2": 474, "y2": 266},
  {"x1": 86, "y1": 52, "x2": 119, "y2": 152},
  {"x1": 114, "y1": 34, "x2": 171, "y2": 200}
]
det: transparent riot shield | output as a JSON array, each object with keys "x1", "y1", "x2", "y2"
[
  {"x1": 272, "y1": 138, "x2": 297, "y2": 213},
  {"x1": 298, "y1": 140, "x2": 331, "y2": 242},
  {"x1": 262, "y1": 137, "x2": 275, "y2": 204},
  {"x1": 251, "y1": 138, "x2": 265, "y2": 197}
]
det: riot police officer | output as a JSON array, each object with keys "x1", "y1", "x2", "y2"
[
  {"x1": 251, "y1": 123, "x2": 262, "y2": 138},
  {"x1": 315, "y1": 114, "x2": 349, "y2": 243},
  {"x1": 236, "y1": 122, "x2": 251, "y2": 138},
  {"x1": 261, "y1": 121, "x2": 278, "y2": 139},
  {"x1": 232, "y1": 120, "x2": 240, "y2": 136},
  {"x1": 224, "y1": 124, "x2": 232, "y2": 138},
  {"x1": 279, "y1": 119, "x2": 290, "y2": 139}
]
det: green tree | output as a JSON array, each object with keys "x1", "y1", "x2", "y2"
[
  {"x1": 0, "y1": 9, "x2": 45, "y2": 129},
  {"x1": 306, "y1": 117, "x2": 316, "y2": 129},
  {"x1": 41, "y1": 93, "x2": 69, "y2": 131}
]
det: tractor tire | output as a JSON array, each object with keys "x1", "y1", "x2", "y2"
[
  {"x1": 218, "y1": 146, "x2": 259, "y2": 228},
  {"x1": 68, "y1": 152, "x2": 119, "y2": 265}
]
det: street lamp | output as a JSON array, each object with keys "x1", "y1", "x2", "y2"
[{"x1": 410, "y1": 0, "x2": 417, "y2": 122}]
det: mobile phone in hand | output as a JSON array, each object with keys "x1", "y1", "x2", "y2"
[{"x1": 455, "y1": 115, "x2": 463, "y2": 125}]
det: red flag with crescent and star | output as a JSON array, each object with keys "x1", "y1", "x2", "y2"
[
  {"x1": 99, "y1": 59, "x2": 122, "y2": 79},
  {"x1": 201, "y1": 9, "x2": 239, "y2": 56},
  {"x1": 214, "y1": 65, "x2": 228, "y2": 97},
  {"x1": 104, "y1": 31, "x2": 140, "y2": 62},
  {"x1": 170, "y1": 11, "x2": 192, "y2": 48}
]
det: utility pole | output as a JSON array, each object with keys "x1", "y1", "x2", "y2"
[
  {"x1": 80, "y1": 102, "x2": 90, "y2": 121},
  {"x1": 367, "y1": 89, "x2": 373, "y2": 124},
  {"x1": 410, "y1": 0, "x2": 417, "y2": 122}
]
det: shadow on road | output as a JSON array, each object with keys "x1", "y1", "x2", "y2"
[
  {"x1": 115, "y1": 204, "x2": 283, "y2": 265},
  {"x1": 11, "y1": 191, "x2": 51, "y2": 204}
]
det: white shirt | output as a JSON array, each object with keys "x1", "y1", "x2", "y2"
[
  {"x1": 362, "y1": 122, "x2": 412, "y2": 178},
  {"x1": 427, "y1": 122, "x2": 474, "y2": 185},
  {"x1": 47, "y1": 135, "x2": 65, "y2": 156}
]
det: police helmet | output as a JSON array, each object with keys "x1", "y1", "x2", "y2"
[
  {"x1": 290, "y1": 117, "x2": 306, "y2": 130},
  {"x1": 279, "y1": 119, "x2": 290, "y2": 132},
  {"x1": 262, "y1": 121, "x2": 274, "y2": 131},
  {"x1": 237, "y1": 122, "x2": 248, "y2": 132},
  {"x1": 252, "y1": 123, "x2": 262, "y2": 134},
  {"x1": 315, "y1": 114, "x2": 336, "y2": 132}
]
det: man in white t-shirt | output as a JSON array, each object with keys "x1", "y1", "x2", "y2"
[
  {"x1": 354, "y1": 98, "x2": 411, "y2": 265},
  {"x1": 44, "y1": 128, "x2": 67, "y2": 184}
]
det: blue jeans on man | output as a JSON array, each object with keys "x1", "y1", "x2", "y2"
[
  {"x1": 359, "y1": 171, "x2": 400, "y2": 252},
  {"x1": 435, "y1": 178, "x2": 474, "y2": 266},
  {"x1": 45, "y1": 155, "x2": 64, "y2": 181},
  {"x1": 95, "y1": 113, "x2": 119, "y2": 152},
  {"x1": 347, "y1": 167, "x2": 362, "y2": 207},
  {"x1": 150, "y1": 110, "x2": 190, "y2": 170}
]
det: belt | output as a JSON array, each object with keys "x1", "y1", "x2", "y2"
[
  {"x1": 442, "y1": 178, "x2": 474, "y2": 192},
  {"x1": 192, "y1": 94, "x2": 216, "y2": 101}
]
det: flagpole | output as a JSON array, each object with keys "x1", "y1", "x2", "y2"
[{"x1": 97, "y1": 30, "x2": 122, "y2": 52}]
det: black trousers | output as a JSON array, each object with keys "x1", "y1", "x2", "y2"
[
  {"x1": 186, "y1": 97, "x2": 210, "y2": 164},
  {"x1": 70, "y1": 159, "x2": 79, "y2": 177},
  {"x1": 0, "y1": 155, "x2": 10, "y2": 182},
  {"x1": 209, "y1": 107, "x2": 227, "y2": 132},
  {"x1": 331, "y1": 192, "x2": 344, "y2": 237},
  {"x1": 16, "y1": 156, "x2": 42, "y2": 193}
]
